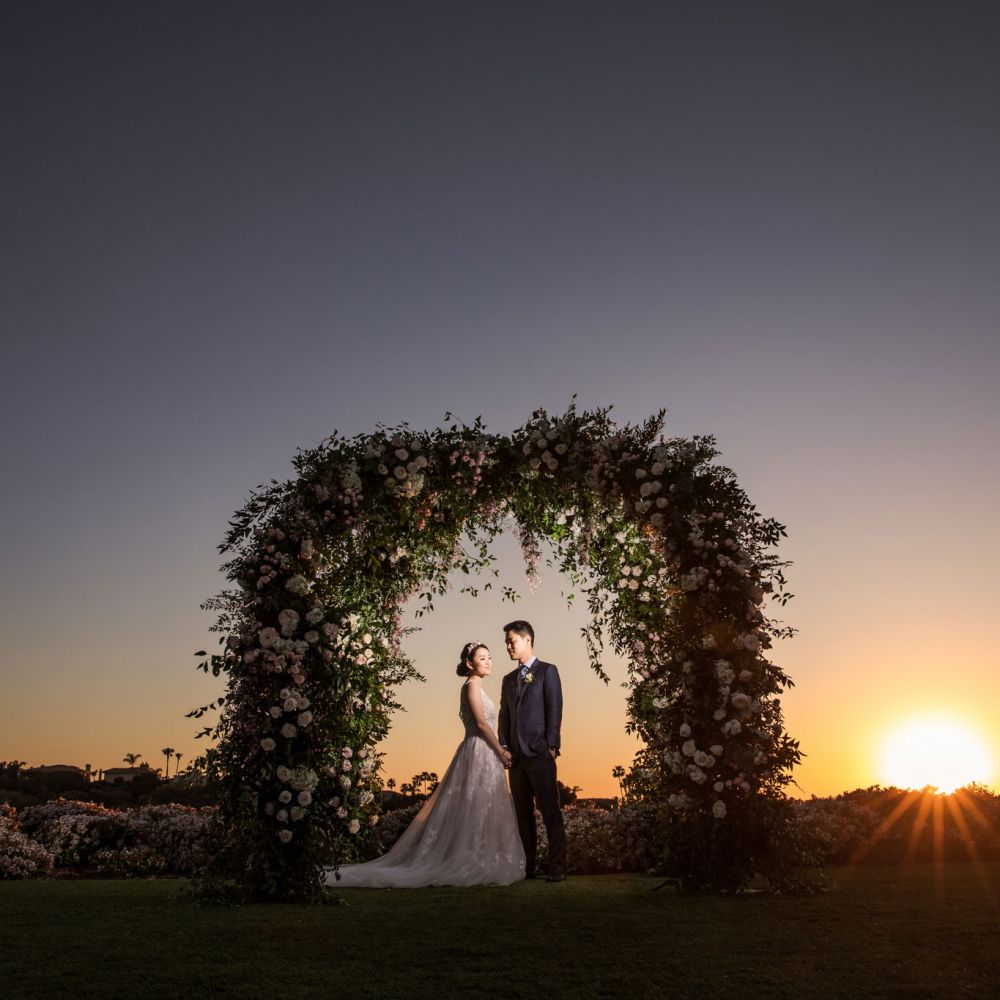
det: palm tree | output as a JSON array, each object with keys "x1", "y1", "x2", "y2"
[
  {"x1": 411, "y1": 773, "x2": 424, "y2": 796},
  {"x1": 386, "y1": 778, "x2": 397, "y2": 792},
  {"x1": 173, "y1": 752, "x2": 184, "y2": 774},
  {"x1": 122, "y1": 753, "x2": 142, "y2": 768},
  {"x1": 612, "y1": 765, "x2": 626, "y2": 805},
  {"x1": 427, "y1": 771, "x2": 440, "y2": 793},
  {"x1": 161, "y1": 747, "x2": 176, "y2": 779},
  {"x1": 400, "y1": 783, "x2": 414, "y2": 797}
]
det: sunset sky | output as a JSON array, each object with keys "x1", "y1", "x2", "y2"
[{"x1": 2, "y1": 1, "x2": 998, "y2": 798}]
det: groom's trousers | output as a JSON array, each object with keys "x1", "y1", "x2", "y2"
[{"x1": 510, "y1": 752, "x2": 567, "y2": 876}]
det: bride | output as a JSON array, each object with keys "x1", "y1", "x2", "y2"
[{"x1": 325, "y1": 641, "x2": 526, "y2": 887}]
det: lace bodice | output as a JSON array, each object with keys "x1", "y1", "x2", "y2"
[{"x1": 460, "y1": 682, "x2": 497, "y2": 738}]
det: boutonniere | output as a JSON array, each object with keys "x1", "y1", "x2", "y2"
[{"x1": 523, "y1": 671, "x2": 535, "y2": 685}]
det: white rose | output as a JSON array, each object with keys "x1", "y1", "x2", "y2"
[
  {"x1": 336, "y1": 806, "x2": 348, "y2": 818},
  {"x1": 681, "y1": 740, "x2": 696, "y2": 757},
  {"x1": 679, "y1": 724, "x2": 691, "y2": 737},
  {"x1": 731, "y1": 693, "x2": 751, "y2": 711},
  {"x1": 276, "y1": 809, "x2": 288, "y2": 822},
  {"x1": 693, "y1": 751, "x2": 710, "y2": 767},
  {"x1": 259, "y1": 627, "x2": 280, "y2": 648},
  {"x1": 260, "y1": 738, "x2": 276, "y2": 752},
  {"x1": 297, "y1": 791, "x2": 312, "y2": 806},
  {"x1": 306, "y1": 607, "x2": 324, "y2": 625},
  {"x1": 297, "y1": 711, "x2": 313, "y2": 727},
  {"x1": 304, "y1": 631, "x2": 319, "y2": 644},
  {"x1": 276, "y1": 766, "x2": 292, "y2": 782},
  {"x1": 281, "y1": 723, "x2": 298, "y2": 739},
  {"x1": 285, "y1": 575, "x2": 310, "y2": 596},
  {"x1": 290, "y1": 807, "x2": 304, "y2": 821},
  {"x1": 278, "y1": 829, "x2": 293, "y2": 843},
  {"x1": 713, "y1": 782, "x2": 725, "y2": 793},
  {"x1": 279, "y1": 790, "x2": 292, "y2": 803},
  {"x1": 712, "y1": 801, "x2": 727, "y2": 819},
  {"x1": 710, "y1": 745, "x2": 723, "y2": 756},
  {"x1": 339, "y1": 775, "x2": 351, "y2": 789},
  {"x1": 348, "y1": 819, "x2": 361, "y2": 834},
  {"x1": 283, "y1": 697, "x2": 298, "y2": 712},
  {"x1": 268, "y1": 706, "x2": 281, "y2": 719}
]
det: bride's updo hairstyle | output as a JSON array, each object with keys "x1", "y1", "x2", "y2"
[{"x1": 455, "y1": 641, "x2": 488, "y2": 677}]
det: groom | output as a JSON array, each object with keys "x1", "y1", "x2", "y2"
[{"x1": 498, "y1": 619, "x2": 567, "y2": 882}]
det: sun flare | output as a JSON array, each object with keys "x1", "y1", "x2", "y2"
[{"x1": 879, "y1": 717, "x2": 993, "y2": 794}]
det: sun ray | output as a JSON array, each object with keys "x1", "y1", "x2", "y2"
[
  {"x1": 952, "y1": 787, "x2": 1000, "y2": 840},
  {"x1": 945, "y1": 794, "x2": 997, "y2": 899},
  {"x1": 932, "y1": 794, "x2": 945, "y2": 897},
  {"x1": 851, "y1": 789, "x2": 921, "y2": 865},
  {"x1": 903, "y1": 791, "x2": 935, "y2": 865}
]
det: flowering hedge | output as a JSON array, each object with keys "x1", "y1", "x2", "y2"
[
  {"x1": 0, "y1": 803, "x2": 55, "y2": 879},
  {"x1": 13, "y1": 799, "x2": 212, "y2": 877},
  {"x1": 198, "y1": 404, "x2": 801, "y2": 898}
]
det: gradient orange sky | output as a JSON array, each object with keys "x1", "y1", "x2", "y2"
[{"x1": 2, "y1": 3, "x2": 999, "y2": 798}]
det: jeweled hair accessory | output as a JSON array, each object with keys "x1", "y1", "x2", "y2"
[{"x1": 464, "y1": 641, "x2": 486, "y2": 656}]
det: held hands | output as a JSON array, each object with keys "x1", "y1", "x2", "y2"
[{"x1": 500, "y1": 748, "x2": 513, "y2": 769}]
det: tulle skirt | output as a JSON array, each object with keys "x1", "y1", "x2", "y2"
[{"x1": 325, "y1": 735, "x2": 525, "y2": 888}]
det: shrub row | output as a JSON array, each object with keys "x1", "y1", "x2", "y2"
[{"x1": 4, "y1": 787, "x2": 998, "y2": 880}]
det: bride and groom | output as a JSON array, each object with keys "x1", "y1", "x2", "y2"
[{"x1": 326, "y1": 620, "x2": 567, "y2": 887}]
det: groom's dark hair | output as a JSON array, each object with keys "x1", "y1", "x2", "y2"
[{"x1": 503, "y1": 619, "x2": 534, "y2": 644}]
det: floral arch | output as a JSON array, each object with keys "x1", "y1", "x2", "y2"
[{"x1": 197, "y1": 404, "x2": 803, "y2": 899}]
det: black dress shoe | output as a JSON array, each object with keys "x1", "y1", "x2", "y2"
[{"x1": 545, "y1": 871, "x2": 566, "y2": 882}]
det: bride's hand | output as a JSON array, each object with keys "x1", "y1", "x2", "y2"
[{"x1": 499, "y1": 749, "x2": 512, "y2": 767}]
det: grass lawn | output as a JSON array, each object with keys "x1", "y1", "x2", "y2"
[{"x1": 2, "y1": 862, "x2": 998, "y2": 999}]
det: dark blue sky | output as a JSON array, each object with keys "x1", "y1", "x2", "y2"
[{"x1": 3, "y1": 1, "x2": 998, "y2": 792}]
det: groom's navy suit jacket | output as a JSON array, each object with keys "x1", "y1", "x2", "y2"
[{"x1": 498, "y1": 659, "x2": 563, "y2": 759}]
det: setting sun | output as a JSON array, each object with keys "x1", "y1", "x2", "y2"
[{"x1": 879, "y1": 717, "x2": 994, "y2": 794}]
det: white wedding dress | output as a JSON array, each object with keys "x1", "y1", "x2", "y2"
[{"x1": 325, "y1": 682, "x2": 526, "y2": 888}]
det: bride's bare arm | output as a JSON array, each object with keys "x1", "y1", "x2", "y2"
[{"x1": 465, "y1": 679, "x2": 512, "y2": 764}]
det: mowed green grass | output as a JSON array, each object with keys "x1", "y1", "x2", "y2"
[{"x1": 2, "y1": 863, "x2": 998, "y2": 1000}]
